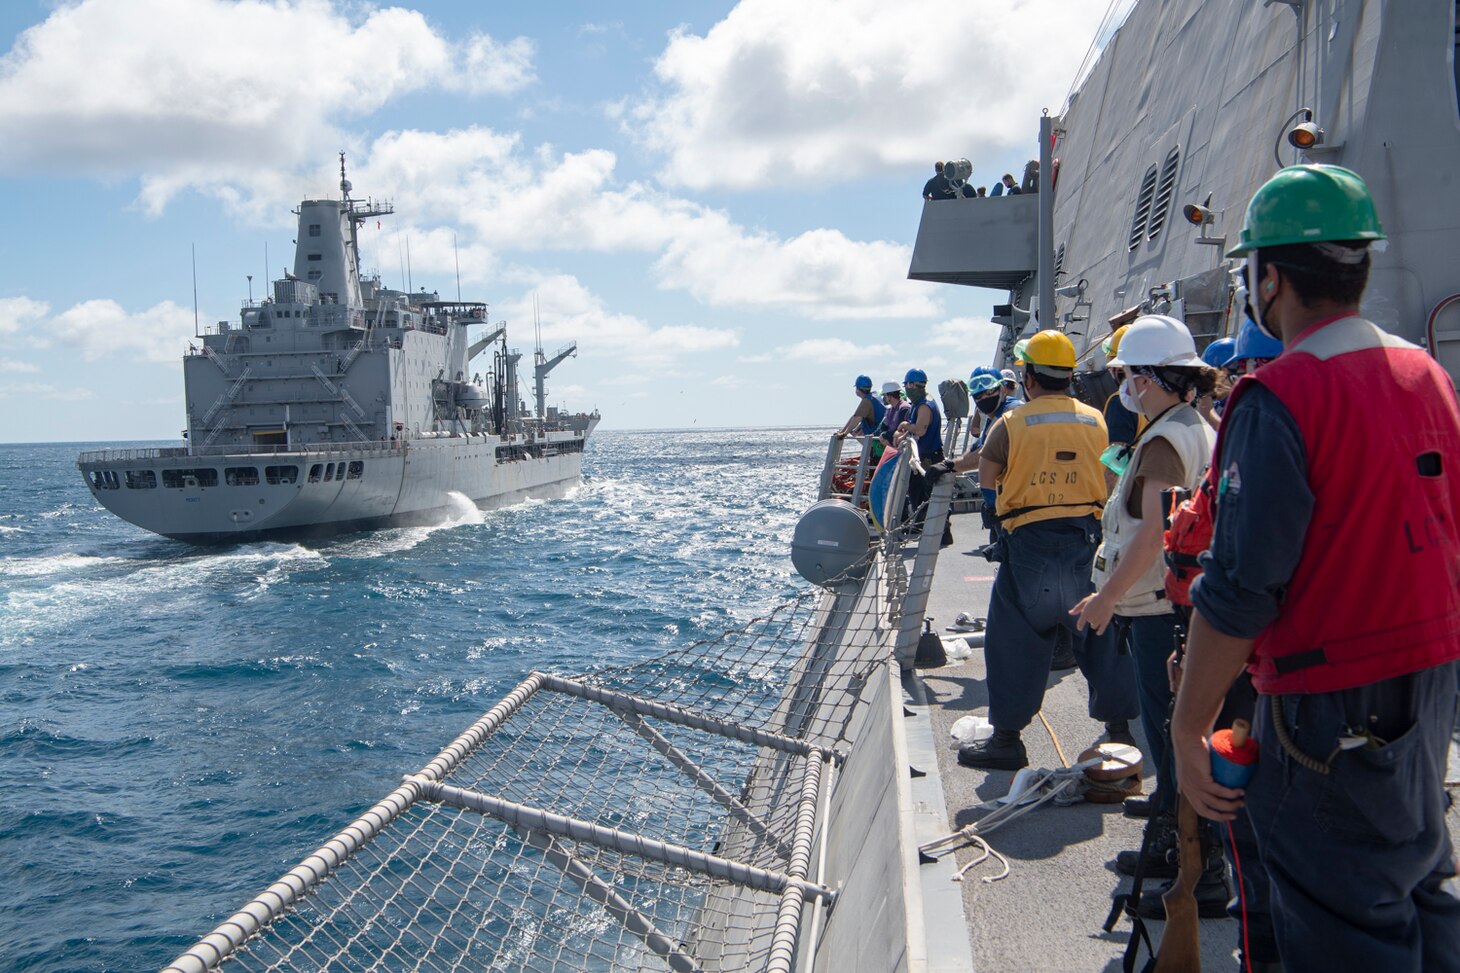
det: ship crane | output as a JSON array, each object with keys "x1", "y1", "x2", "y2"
[{"x1": 533, "y1": 341, "x2": 577, "y2": 420}]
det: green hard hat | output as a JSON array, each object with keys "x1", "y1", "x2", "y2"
[{"x1": 1226, "y1": 164, "x2": 1386, "y2": 257}]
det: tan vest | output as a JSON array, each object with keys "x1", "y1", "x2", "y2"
[
  {"x1": 996, "y1": 395, "x2": 1109, "y2": 532},
  {"x1": 1093, "y1": 403, "x2": 1215, "y2": 616}
]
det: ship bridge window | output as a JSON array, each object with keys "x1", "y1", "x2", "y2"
[
  {"x1": 162, "y1": 468, "x2": 219, "y2": 488},
  {"x1": 307, "y1": 270, "x2": 322, "y2": 282},
  {"x1": 265, "y1": 465, "x2": 299, "y2": 485},
  {"x1": 91, "y1": 470, "x2": 120, "y2": 490},
  {"x1": 1127, "y1": 164, "x2": 1159, "y2": 251},
  {"x1": 225, "y1": 466, "x2": 260, "y2": 486},
  {"x1": 324, "y1": 462, "x2": 337, "y2": 481},
  {"x1": 308, "y1": 463, "x2": 323, "y2": 483},
  {"x1": 1146, "y1": 146, "x2": 1181, "y2": 242},
  {"x1": 307, "y1": 253, "x2": 322, "y2": 262},
  {"x1": 309, "y1": 224, "x2": 321, "y2": 237},
  {"x1": 346, "y1": 461, "x2": 363, "y2": 479},
  {"x1": 124, "y1": 469, "x2": 157, "y2": 489}
]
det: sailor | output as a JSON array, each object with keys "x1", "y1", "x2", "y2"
[
  {"x1": 1195, "y1": 335, "x2": 1236, "y2": 430},
  {"x1": 872, "y1": 381, "x2": 909, "y2": 443},
  {"x1": 1068, "y1": 314, "x2": 1227, "y2": 916},
  {"x1": 1222, "y1": 315, "x2": 1284, "y2": 378},
  {"x1": 834, "y1": 374, "x2": 885, "y2": 440},
  {"x1": 1171, "y1": 165, "x2": 1460, "y2": 972},
  {"x1": 896, "y1": 368, "x2": 951, "y2": 542},
  {"x1": 940, "y1": 330, "x2": 1140, "y2": 769},
  {"x1": 999, "y1": 367, "x2": 1022, "y2": 401},
  {"x1": 967, "y1": 366, "x2": 1019, "y2": 451}
]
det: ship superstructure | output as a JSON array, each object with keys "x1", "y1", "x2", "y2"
[
  {"x1": 78, "y1": 158, "x2": 598, "y2": 544},
  {"x1": 910, "y1": 0, "x2": 1460, "y2": 387}
]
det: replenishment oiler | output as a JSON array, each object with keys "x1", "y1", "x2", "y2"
[{"x1": 77, "y1": 157, "x2": 597, "y2": 545}]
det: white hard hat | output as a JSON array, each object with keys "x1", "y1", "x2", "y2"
[
  {"x1": 1000, "y1": 368, "x2": 1017, "y2": 383},
  {"x1": 880, "y1": 381, "x2": 902, "y2": 395},
  {"x1": 1108, "y1": 314, "x2": 1205, "y2": 368}
]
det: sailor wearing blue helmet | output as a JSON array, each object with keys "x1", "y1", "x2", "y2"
[
  {"x1": 1201, "y1": 337, "x2": 1236, "y2": 369},
  {"x1": 898, "y1": 367, "x2": 951, "y2": 543},
  {"x1": 835, "y1": 373, "x2": 886, "y2": 439},
  {"x1": 1224, "y1": 318, "x2": 1284, "y2": 375}
]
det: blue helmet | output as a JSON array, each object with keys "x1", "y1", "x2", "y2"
[
  {"x1": 1201, "y1": 337, "x2": 1236, "y2": 368},
  {"x1": 854, "y1": 374, "x2": 873, "y2": 389},
  {"x1": 1230, "y1": 318, "x2": 1284, "y2": 366},
  {"x1": 904, "y1": 367, "x2": 928, "y2": 384},
  {"x1": 968, "y1": 366, "x2": 1001, "y2": 394}
]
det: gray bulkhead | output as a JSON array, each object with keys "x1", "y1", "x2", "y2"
[{"x1": 911, "y1": 0, "x2": 1460, "y2": 379}]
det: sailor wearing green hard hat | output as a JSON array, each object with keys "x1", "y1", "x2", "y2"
[
  {"x1": 1171, "y1": 165, "x2": 1460, "y2": 972},
  {"x1": 930, "y1": 328, "x2": 1140, "y2": 771}
]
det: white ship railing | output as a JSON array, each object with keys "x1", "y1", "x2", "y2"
[{"x1": 157, "y1": 452, "x2": 953, "y2": 973}]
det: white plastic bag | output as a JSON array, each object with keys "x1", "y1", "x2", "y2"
[
  {"x1": 949, "y1": 714, "x2": 993, "y2": 745},
  {"x1": 943, "y1": 637, "x2": 974, "y2": 661}
]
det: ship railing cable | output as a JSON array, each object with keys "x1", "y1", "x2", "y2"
[{"x1": 159, "y1": 493, "x2": 944, "y2": 973}]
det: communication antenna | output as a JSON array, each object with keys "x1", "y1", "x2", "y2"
[
  {"x1": 191, "y1": 244, "x2": 199, "y2": 336},
  {"x1": 454, "y1": 233, "x2": 462, "y2": 302},
  {"x1": 406, "y1": 236, "x2": 413, "y2": 294},
  {"x1": 398, "y1": 237, "x2": 406, "y2": 292},
  {"x1": 263, "y1": 242, "x2": 269, "y2": 292}
]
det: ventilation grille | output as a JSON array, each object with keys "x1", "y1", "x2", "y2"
[
  {"x1": 1146, "y1": 146, "x2": 1181, "y2": 241},
  {"x1": 1054, "y1": 242, "x2": 1067, "y2": 277},
  {"x1": 1128, "y1": 165, "x2": 1159, "y2": 251}
]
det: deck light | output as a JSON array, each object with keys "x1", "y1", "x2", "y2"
[
  {"x1": 1183, "y1": 203, "x2": 1215, "y2": 226},
  {"x1": 1287, "y1": 120, "x2": 1324, "y2": 150}
]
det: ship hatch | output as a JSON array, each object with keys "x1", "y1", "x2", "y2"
[{"x1": 251, "y1": 428, "x2": 287, "y2": 446}]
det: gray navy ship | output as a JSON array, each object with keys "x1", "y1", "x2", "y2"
[{"x1": 78, "y1": 158, "x2": 598, "y2": 545}]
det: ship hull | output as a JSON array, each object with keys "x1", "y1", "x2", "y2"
[{"x1": 77, "y1": 433, "x2": 590, "y2": 545}]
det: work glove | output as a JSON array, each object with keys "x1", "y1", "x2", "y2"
[{"x1": 925, "y1": 459, "x2": 956, "y2": 483}]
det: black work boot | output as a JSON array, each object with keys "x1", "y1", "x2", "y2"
[
  {"x1": 1133, "y1": 844, "x2": 1232, "y2": 920},
  {"x1": 1122, "y1": 795, "x2": 1155, "y2": 818},
  {"x1": 1115, "y1": 812, "x2": 1178, "y2": 878},
  {"x1": 957, "y1": 729, "x2": 1028, "y2": 770},
  {"x1": 1104, "y1": 720, "x2": 1138, "y2": 748}
]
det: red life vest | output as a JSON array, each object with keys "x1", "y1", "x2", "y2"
[
  {"x1": 1163, "y1": 468, "x2": 1216, "y2": 607},
  {"x1": 1213, "y1": 316, "x2": 1460, "y2": 694}
]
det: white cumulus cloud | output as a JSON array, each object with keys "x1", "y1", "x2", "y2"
[
  {"x1": 356, "y1": 128, "x2": 937, "y2": 321},
  {"x1": 0, "y1": 297, "x2": 49, "y2": 335},
  {"x1": 0, "y1": 0, "x2": 534, "y2": 211},
  {"x1": 48, "y1": 299, "x2": 198, "y2": 364},
  {"x1": 629, "y1": 0, "x2": 1107, "y2": 189},
  {"x1": 775, "y1": 338, "x2": 897, "y2": 364}
]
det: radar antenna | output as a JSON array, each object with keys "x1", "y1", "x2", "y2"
[{"x1": 339, "y1": 151, "x2": 353, "y2": 200}]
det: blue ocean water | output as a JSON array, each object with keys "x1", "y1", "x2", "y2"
[{"x1": 0, "y1": 429, "x2": 825, "y2": 973}]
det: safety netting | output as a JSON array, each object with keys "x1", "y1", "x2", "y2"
[{"x1": 160, "y1": 499, "x2": 935, "y2": 973}]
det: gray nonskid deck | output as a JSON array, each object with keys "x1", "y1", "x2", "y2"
[{"x1": 915, "y1": 511, "x2": 1306, "y2": 971}]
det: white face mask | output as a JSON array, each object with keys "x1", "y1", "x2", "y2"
[{"x1": 1119, "y1": 376, "x2": 1145, "y2": 415}]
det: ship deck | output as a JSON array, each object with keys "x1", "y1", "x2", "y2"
[{"x1": 907, "y1": 506, "x2": 1460, "y2": 972}]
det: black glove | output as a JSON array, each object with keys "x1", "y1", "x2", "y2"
[{"x1": 925, "y1": 459, "x2": 956, "y2": 483}]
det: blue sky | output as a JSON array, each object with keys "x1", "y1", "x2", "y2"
[{"x1": 0, "y1": 0, "x2": 1109, "y2": 442}]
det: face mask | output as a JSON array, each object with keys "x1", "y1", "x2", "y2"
[
  {"x1": 1248, "y1": 253, "x2": 1282, "y2": 341},
  {"x1": 975, "y1": 395, "x2": 1001, "y2": 415},
  {"x1": 1118, "y1": 376, "x2": 1145, "y2": 415},
  {"x1": 906, "y1": 385, "x2": 925, "y2": 402}
]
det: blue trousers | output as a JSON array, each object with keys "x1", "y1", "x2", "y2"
[
  {"x1": 1119, "y1": 612, "x2": 1181, "y2": 814},
  {"x1": 984, "y1": 517, "x2": 1139, "y2": 733},
  {"x1": 1247, "y1": 661, "x2": 1460, "y2": 973}
]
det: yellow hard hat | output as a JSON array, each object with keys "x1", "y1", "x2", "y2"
[
  {"x1": 1014, "y1": 329, "x2": 1077, "y2": 371},
  {"x1": 1102, "y1": 324, "x2": 1130, "y2": 360}
]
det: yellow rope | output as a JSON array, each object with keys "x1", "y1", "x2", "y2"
[{"x1": 1037, "y1": 710, "x2": 1070, "y2": 768}]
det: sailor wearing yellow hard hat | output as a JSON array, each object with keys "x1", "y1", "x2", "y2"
[{"x1": 932, "y1": 329, "x2": 1139, "y2": 770}]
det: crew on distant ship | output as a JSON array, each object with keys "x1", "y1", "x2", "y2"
[
  {"x1": 834, "y1": 375, "x2": 886, "y2": 440},
  {"x1": 1172, "y1": 165, "x2": 1460, "y2": 972},
  {"x1": 930, "y1": 330, "x2": 1139, "y2": 769}
]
